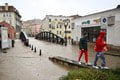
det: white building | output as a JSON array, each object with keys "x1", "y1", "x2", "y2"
[
  {"x1": 0, "y1": 3, "x2": 22, "y2": 32},
  {"x1": 71, "y1": 5, "x2": 120, "y2": 46}
]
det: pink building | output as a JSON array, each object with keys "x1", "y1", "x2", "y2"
[{"x1": 31, "y1": 24, "x2": 41, "y2": 36}]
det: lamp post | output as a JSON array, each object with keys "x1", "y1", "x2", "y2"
[
  {"x1": 64, "y1": 23, "x2": 67, "y2": 46},
  {"x1": 63, "y1": 19, "x2": 70, "y2": 46}
]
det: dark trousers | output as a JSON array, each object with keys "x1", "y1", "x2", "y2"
[{"x1": 94, "y1": 52, "x2": 106, "y2": 67}]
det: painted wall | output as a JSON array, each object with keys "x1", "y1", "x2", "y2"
[{"x1": 72, "y1": 8, "x2": 120, "y2": 46}]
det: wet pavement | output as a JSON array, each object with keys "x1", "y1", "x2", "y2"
[{"x1": 0, "y1": 37, "x2": 120, "y2": 80}]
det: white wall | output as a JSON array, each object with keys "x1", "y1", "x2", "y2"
[
  {"x1": 72, "y1": 8, "x2": 120, "y2": 46},
  {"x1": 107, "y1": 9, "x2": 120, "y2": 46}
]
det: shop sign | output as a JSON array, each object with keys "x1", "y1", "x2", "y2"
[
  {"x1": 93, "y1": 18, "x2": 101, "y2": 24},
  {"x1": 82, "y1": 20, "x2": 90, "y2": 25}
]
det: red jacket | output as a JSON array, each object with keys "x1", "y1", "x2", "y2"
[{"x1": 94, "y1": 31, "x2": 107, "y2": 52}]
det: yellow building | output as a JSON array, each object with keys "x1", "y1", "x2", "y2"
[{"x1": 42, "y1": 15, "x2": 72, "y2": 39}]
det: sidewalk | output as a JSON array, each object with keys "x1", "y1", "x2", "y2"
[
  {"x1": 0, "y1": 39, "x2": 69, "y2": 80},
  {"x1": 0, "y1": 39, "x2": 36, "y2": 57},
  {"x1": 0, "y1": 39, "x2": 41, "y2": 80}
]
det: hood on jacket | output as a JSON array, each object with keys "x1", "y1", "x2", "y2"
[{"x1": 99, "y1": 31, "x2": 106, "y2": 38}]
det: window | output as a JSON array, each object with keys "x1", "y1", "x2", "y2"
[
  {"x1": 60, "y1": 25, "x2": 62, "y2": 28},
  {"x1": 6, "y1": 13, "x2": 8, "y2": 16},
  {"x1": 69, "y1": 25, "x2": 70, "y2": 29},
  {"x1": 3, "y1": 14, "x2": 5, "y2": 17},
  {"x1": 71, "y1": 23, "x2": 75, "y2": 29},
  {"x1": 55, "y1": 19, "x2": 57, "y2": 21},
  {"x1": 60, "y1": 31, "x2": 61, "y2": 34},
  {"x1": 9, "y1": 13, "x2": 11, "y2": 17},
  {"x1": 49, "y1": 19, "x2": 51, "y2": 22},
  {"x1": 81, "y1": 26, "x2": 101, "y2": 42},
  {"x1": 49, "y1": 24, "x2": 51, "y2": 28},
  {"x1": 57, "y1": 25, "x2": 58, "y2": 28}
]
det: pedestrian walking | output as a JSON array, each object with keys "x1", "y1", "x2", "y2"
[
  {"x1": 93, "y1": 31, "x2": 108, "y2": 69},
  {"x1": 78, "y1": 32, "x2": 90, "y2": 65}
]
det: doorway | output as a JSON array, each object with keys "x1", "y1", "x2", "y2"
[{"x1": 81, "y1": 26, "x2": 101, "y2": 42}]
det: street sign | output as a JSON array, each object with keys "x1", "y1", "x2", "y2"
[{"x1": 101, "y1": 17, "x2": 107, "y2": 29}]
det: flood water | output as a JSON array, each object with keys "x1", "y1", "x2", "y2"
[{"x1": 0, "y1": 37, "x2": 119, "y2": 80}]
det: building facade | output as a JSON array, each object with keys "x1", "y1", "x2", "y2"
[
  {"x1": 0, "y1": 3, "x2": 22, "y2": 33},
  {"x1": 22, "y1": 19, "x2": 42, "y2": 36},
  {"x1": 72, "y1": 5, "x2": 120, "y2": 46},
  {"x1": 42, "y1": 15, "x2": 72, "y2": 39}
]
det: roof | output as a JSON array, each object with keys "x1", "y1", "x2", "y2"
[{"x1": 0, "y1": 5, "x2": 21, "y2": 18}]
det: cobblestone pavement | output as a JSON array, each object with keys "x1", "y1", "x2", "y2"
[{"x1": 0, "y1": 39, "x2": 69, "y2": 80}]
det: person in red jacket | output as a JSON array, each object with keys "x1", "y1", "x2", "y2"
[{"x1": 93, "y1": 31, "x2": 108, "y2": 69}]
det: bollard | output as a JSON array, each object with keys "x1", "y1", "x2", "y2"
[
  {"x1": 34, "y1": 47, "x2": 36, "y2": 52},
  {"x1": 39, "y1": 49, "x2": 41, "y2": 56},
  {"x1": 29, "y1": 44, "x2": 31, "y2": 48},
  {"x1": 31, "y1": 45, "x2": 33, "y2": 50},
  {"x1": 65, "y1": 42, "x2": 67, "y2": 46}
]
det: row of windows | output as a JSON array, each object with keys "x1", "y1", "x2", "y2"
[
  {"x1": 57, "y1": 31, "x2": 62, "y2": 35},
  {"x1": 49, "y1": 18, "x2": 70, "y2": 22},
  {"x1": 49, "y1": 24, "x2": 71, "y2": 29},
  {"x1": 49, "y1": 18, "x2": 63, "y2": 22},
  {"x1": 56, "y1": 30, "x2": 71, "y2": 35},
  {"x1": 3, "y1": 13, "x2": 11, "y2": 17}
]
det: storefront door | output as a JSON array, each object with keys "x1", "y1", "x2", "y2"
[{"x1": 81, "y1": 26, "x2": 101, "y2": 42}]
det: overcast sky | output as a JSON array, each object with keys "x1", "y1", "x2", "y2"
[{"x1": 0, "y1": 0, "x2": 120, "y2": 21}]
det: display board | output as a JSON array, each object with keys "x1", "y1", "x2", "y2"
[{"x1": 1, "y1": 27, "x2": 9, "y2": 49}]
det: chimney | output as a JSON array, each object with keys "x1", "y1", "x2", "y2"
[{"x1": 5, "y1": 3, "x2": 8, "y2": 11}]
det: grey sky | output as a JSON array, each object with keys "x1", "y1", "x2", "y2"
[{"x1": 0, "y1": 0, "x2": 120, "y2": 21}]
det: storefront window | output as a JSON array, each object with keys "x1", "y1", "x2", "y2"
[{"x1": 81, "y1": 26, "x2": 102, "y2": 42}]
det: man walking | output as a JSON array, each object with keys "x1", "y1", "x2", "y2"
[
  {"x1": 93, "y1": 31, "x2": 108, "y2": 69},
  {"x1": 78, "y1": 32, "x2": 90, "y2": 65}
]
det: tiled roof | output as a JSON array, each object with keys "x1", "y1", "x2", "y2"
[{"x1": 0, "y1": 6, "x2": 21, "y2": 17}]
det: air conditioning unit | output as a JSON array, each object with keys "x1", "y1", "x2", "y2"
[{"x1": 107, "y1": 16, "x2": 115, "y2": 26}]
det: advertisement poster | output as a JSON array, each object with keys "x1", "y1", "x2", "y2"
[{"x1": 1, "y1": 27, "x2": 9, "y2": 49}]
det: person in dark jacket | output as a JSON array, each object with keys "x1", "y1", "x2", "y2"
[
  {"x1": 78, "y1": 33, "x2": 89, "y2": 65},
  {"x1": 93, "y1": 31, "x2": 108, "y2": 69}
]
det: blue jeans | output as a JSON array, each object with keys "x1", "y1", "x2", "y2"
[{"x1": 93, "y1": 52, "x2": 106, "y2": 67}]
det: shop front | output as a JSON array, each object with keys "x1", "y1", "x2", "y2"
[
  {"x1": 72, "y1": 6, "x2": 120, "y2": 47},
  {"x1": 80, "y1": 17, "x2": 107, "y2": 43},
  {"x1": 81, "y1": 26, "x2": 101, "y2": 42}
]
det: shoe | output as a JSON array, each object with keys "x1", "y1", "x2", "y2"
[
  {"x1": 101, "y1": 66, "x2": 109, "y2": 69},
  {"x1": 86, "y1": 62, "x2": 92, "y2": 66},
  {"x1": 93, "y1": 65, "x2": 99, "y2": 69},
  {"x1": 78, "y1": 61, "x2": 82, "y2": 64}
]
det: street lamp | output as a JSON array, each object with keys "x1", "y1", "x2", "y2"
[
  {"x1": 63, "y1": 19, "x2": 70, "y2": 46},
  {"x1": 64, "y1": 23, "x2": 67, "y2": 46}
]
